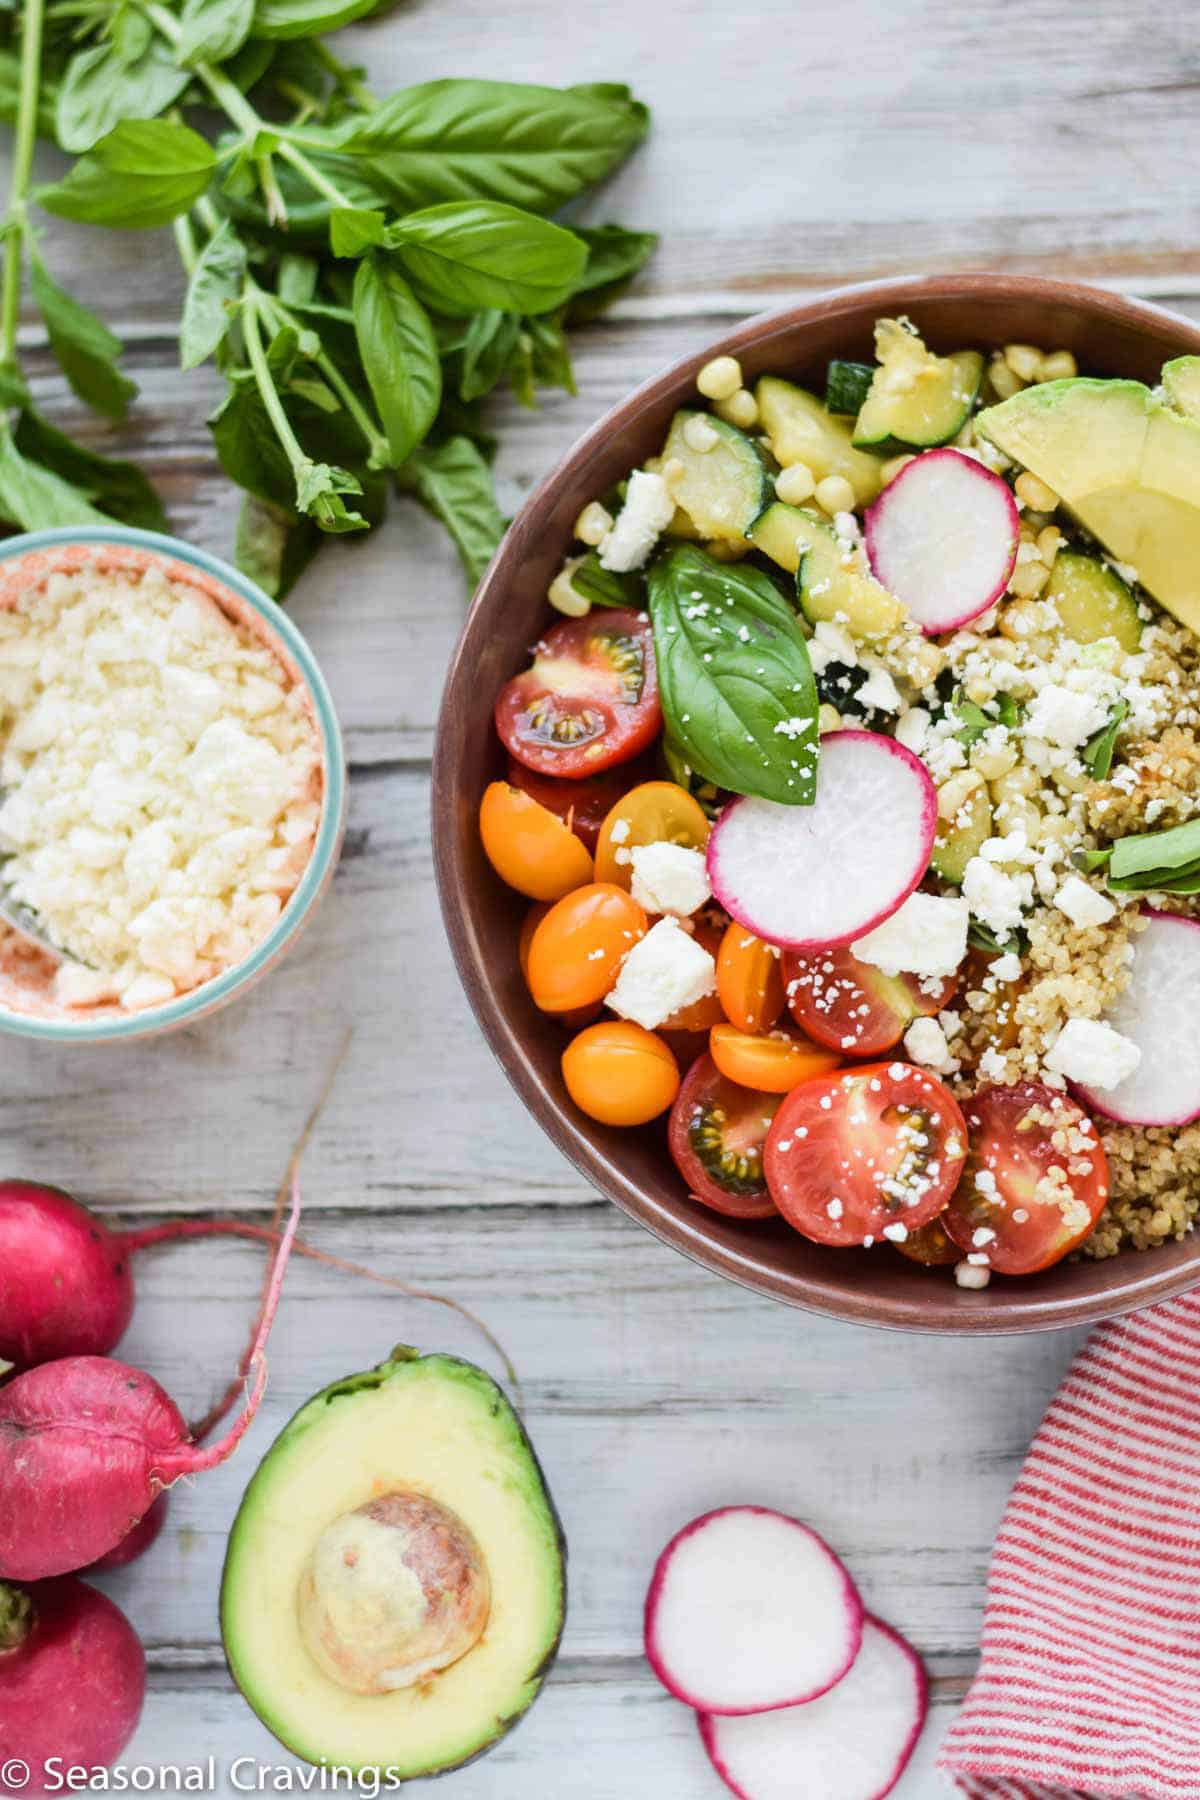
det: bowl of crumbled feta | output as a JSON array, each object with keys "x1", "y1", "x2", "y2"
[
  {"x1": 0, "y1": 526, "x2": 344, "y2": 1040},
  {"x1": 435, "y1": 272, "x2": 1200, "y2": 1332}
]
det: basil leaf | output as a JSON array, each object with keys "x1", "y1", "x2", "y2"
[
  {"x1": 277, "y1": 254, "x2": 319, "y2": 305},
  {"x1": 1108, "y1": 818, "x2": 1200, "y2": 889},
  {"x1": 179, "y1": 0, "x2": 255, "y2": 65},
  {"x1": 330, "y1": 206, "x2": 386, "y2": 258},
  {"x1": 995, "y1": 693, "x2": 1022, "y2": 730},
  {"x1": 398, "y1": 436, "x2": 506, "y2": 586},
  {"x1": 525, "y1": 314, "x2": 575, "y2": 396},
  {"x1": 647, "y1": 545, "x2": 819, "y2": 805},
  {"x1": 210, "y1": 377, "x2": 298, "y2": 511},
  {"x1": 55, "y1": 36, "x2": 189, "y2": 155},
  {"x1": 0, "y1": 428, "x2": 110, "y2": 531},
  {"x1": 352, "y1": 252, "x2": 441, "y2": 466},
  {"x1": 571, "y1": 553, "x2": 641, "y2": 608},
  {"x1": 294, "y1": 460, "x2": 368, "y2": 533},
  {"x1": 387, "y1": 201, "x2": 586, "y2": 318},
  {"x1": 1082, "y1": 698, "x2": 1128, "y2": 782},
  {"x1": 28, "y1": 255, "x2": 136, "y2": 421},
  {"x1": 37, "y1": 119, "x2": 216, "y2": 229},
  {"x1": 180, "y1": 219, "x2": 247, "y2": 371},
  {"x1": 968, "y1": 921, "x2": 1026, "y2": 957},
  {"x1": 338, "y1": 79, "x2": 649, "y2": 214},
  {"x1": 235, "y1": 493, "x2": 322, "y2": 601},
  {"x1": 952, "y1": 694, "x2": 992, "y2": 749},
  {"x1": 252, "y1": 0, "x2": 378, "y2": 36},
  {"x1": 459, "y1": 310, "x2": 521, "y2": 403},
  {"x1": 14, "y1": 408, "x2": 167, "y2": 531},
  {"x1": 566, "y1": 223, "x2": 658, "y2": 322}
]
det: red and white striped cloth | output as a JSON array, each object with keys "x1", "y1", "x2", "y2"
[{"x1": 939, "y1": 1292, "x2": 1200, "y2": 1800}]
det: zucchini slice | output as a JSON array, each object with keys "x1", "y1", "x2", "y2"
[
  {"x1": 755, "y1": 378, "x2": 884, "y2": 505},
  {"x1": 749, "y1": 501, "x2": 906, "y2": 641},
  {"x1": 825, "y1": 360, "x2": 875, "y2": 417},
  {"x1": 853, "y1": 349, "x2": 984, "y2": 453},
  {"x1": 1162, "y1": 355, "x2": 1200, "y2": 422},
  {"x1": 1044, "y1": 550, "x2": 1141, "y2": 654},
  {"x1": 930, "y1": 782, "x2": 992, "y2": 885},
  {"x1": 661, "y1": 410, "x2": 774, "y2": 542}
]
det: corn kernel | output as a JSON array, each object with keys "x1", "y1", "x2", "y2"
[
  {"x1": 937, "y1": 769, "x2": 984, "y2": 821},
  {"x1": 707, "y1": 538, "x2": 749, "y2": 562},
  {"x1": 716, "y1": 388, "x2": 759, "y2": 429},
  {"x1": 1037, "y1": 525, "x2": 1064, "y2": 563},
  {"x1": 683, "y1": 415, "x2": 719, "y2": 453},
  {"x1": 1038, "y1": 350, "x2": 1078, "y2": 382},
  {"x1": 991, "y1": 765, "x2": 1040, "y2": 807},
  {"x1": 775, "y1": 462, "x2": 816, "y2": 505},
  {"x1": 971, "y1": 739, "x2": 1018, "y2": 781},
  {"x1": 1008, "y1": 560, "x2": 1051, "y2": 599},
  {"x1": 818, "y1": 703, "x2": 842, "y2": 734},
  {"x1": 696, "y1": 355, "x2": 743, "y2": 402},
  {"x1": 548, "y1": 558, "x2": 591, "y2": 618},
  {"x1": 1004, "y1": 344, "x2": 1043, "y2": 383},
  {"x1": 987, "y1": 356, "x2": 1023, "y2": 400},
  {"x1": 814, "y1": 474, "x2": 856, "y2": 515},
  {"x1": 881, "y1": 454, "x2": 914, "y2": 486},
  {"x1": 1015, "y1": 471, "x2": 1060, "y2": 513},
  {"x1": 573, "y1": 501, "x2": 613, "y2": 547}
]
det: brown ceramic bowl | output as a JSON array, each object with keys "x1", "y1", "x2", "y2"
[{"x1": 433, "y1": 272, "x2": 1200, "y2": 1333}]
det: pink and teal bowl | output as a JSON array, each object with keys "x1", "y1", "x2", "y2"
[{"x1": 0, "y1": 525, "x2": 346, "y2": 1044}]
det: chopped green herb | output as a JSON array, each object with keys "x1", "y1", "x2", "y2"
[{"x1": 1081, "y1": 698, "x2": 1128, "y2": 781}]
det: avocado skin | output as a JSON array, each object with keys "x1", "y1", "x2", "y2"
[{"x1": 220, "y1": 1348, "x2": 567, "y2": 1782}]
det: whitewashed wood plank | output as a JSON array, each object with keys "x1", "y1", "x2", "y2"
[{"x1": 87, "y1": 1213, "x2": 1080, "y2": 1661}]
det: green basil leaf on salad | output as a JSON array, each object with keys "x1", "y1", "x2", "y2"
[
  {"x1": 36, "y1": 118, "x2": 217, "y2": 229},
  {"x1": 1081, "y1": 699, "x2": 1128, "y2": 782},
  {"x1": 386, "y1": 200, "x2": 587, "y2": 318},
  {"x1": 647, "y1": 544, "x2": 819, "y2": 806},
  {"x1": 1103, "y1": 817, "x2": 1200, "y2": 891},
  {"x1": 570, "y1": 553, "x2": 641, "y2": 609}
]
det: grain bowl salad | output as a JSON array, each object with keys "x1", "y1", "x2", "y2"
[
  {"x1": 0, "y1": 552, "x2": 322, "y2": 1018},
  {"x1": 479, "y1": 319, "x2": 1200, "y2": 1287}
]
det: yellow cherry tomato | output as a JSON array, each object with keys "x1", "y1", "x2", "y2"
[
  {"x1": 527, "y1": 882, "x2": 647, "y2": 1013},
  {"x1": 716, "y1": 923, "x2": 786, "y2": 1034},
  {"x1": 562, "y1": 1021, "x2": 680, "y2": 1125},
  {"x1": 709, "y1": 1022, "x2": 842, "y2": 1094},
  {"x1": 594, "y1": 781, "x2": 711, "y2": 890},
  {"x1": 480, "y1": 781, "x2": 593, "y2": 901}
]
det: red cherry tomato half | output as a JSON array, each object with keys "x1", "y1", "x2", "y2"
[
  {"x1": 506, "y1": 757, "x2": 651, "y2": 854},
  {"x1": 496, "y1": 610, "x2": 660, "y2": 778},
  {"x1": 668, "y1": 1054, "x2": 781, "y2": 1219},
  {"x1": 783, "y1": 944, "x2": 959, "y2": 1057},
  {"x1": 892, "y1": 1215, "x2": 961, "y2": 1267},
  {"x1": 942, "y1": 1082, "x2": 1109, "y2": 1276},
  {"x1": 764, "y1": 1061, "x2": 969, "y2": 1247}
]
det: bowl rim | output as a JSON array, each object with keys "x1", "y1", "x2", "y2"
[
  {"x1": 433, "y1": 271, "x2": 1200, "y2": 1333},
  {"x1": 0, "y1": 523, "x2": 346, "y2": 1043}
]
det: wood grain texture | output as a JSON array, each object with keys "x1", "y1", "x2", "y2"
[{"x1": 5, "y1": 0, "x2": 1198, "y2": 1790}]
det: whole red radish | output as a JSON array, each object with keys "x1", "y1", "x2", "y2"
[
  {"x1": 1, "y1": 1576, "x2": 145, "y2": 1791},
  {"x1": 0, "y1": 1181, "x2": 300, "y2": 1581},
  {"x1": 0, "y1": 1182, "x2": 134, "y2": 1366},
  {"x1": 84, "y1": 1495, "x2": 169, "y2": 1573}
]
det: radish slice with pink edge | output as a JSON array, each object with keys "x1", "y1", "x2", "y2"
[
  {"x1": 864, "y1": 448, "x2": 1019, "y2": 635},
  {"x1": 706, "y1": 731, "x2": 937, "y2": 952},
  {"x1": 1074, "y1": 908, "x2": 1200, "y2": 1126},
  {"x1": 700, "y1": 1616, "x2": 928, "y2": 1800},
  {"x1": 644, "y1": 1506, "x2": 863, "y2": 1715}
]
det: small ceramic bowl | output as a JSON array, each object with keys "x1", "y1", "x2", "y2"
[
  {"x1": 433, "y1": 272, "x2": 1200, "y2": 1334},
  {"x1": 0, "y1": 525, "x2": 345, "y2": 1043}
]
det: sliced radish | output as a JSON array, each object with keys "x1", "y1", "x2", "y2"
[
  {"x1": 1074, "y1": 908, "x2": 1200, "y2": 1125},
  {"x1": 700, "y1": 1616, "x2": 927, "y2": 1800},
  {"x1": 864, "y1": 448, "x2": 1018, "y2": 635},
  {"x1": 644, "y1": 1506, "x2": 863, "y2": 1715},
  {"x1": 706, "y1": 731, "x2": 936, "y2": 951}
]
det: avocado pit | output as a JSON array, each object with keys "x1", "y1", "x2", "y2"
[{"x1": 297, "y1": 1492, "x2": 490, "y2": 1695}]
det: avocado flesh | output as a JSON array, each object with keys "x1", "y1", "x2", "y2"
[
  {"x1": 976, "y1": 378, "x2": 1200, "y2": 636},
  {"x1": 220, "y1": 1351, "x2": 566, "y2": 1779}
]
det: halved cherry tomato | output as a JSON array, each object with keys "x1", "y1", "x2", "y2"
[
  {"x1": 518, "y1": 905, "x2": 601, "y2": 1029},
  {"x1": 658, "y1": 1027, "x2": 712, "y2": 1071},
  {"x1": 594, "y1": 781, "x2": 710, "y2": 890},
  {"x1": 526, "y1": 883, "x2": 647, "y2": 1013},
  {"x1": 709, "y1": 1022, "x2": 842, "y2": 1094},
  {"x1": 783, "y1": 944, "x2": 959, "y2": 1057},
  {"x1": 480, "y1": 781, "x2": 593, "y2": 901},
  {"x1": 962, "y1": 948, "x2": 1025, "y2": 1056},
  {"x1": 562, "y1": 1021, "x2": 679, "y2": 1126},
  {"x1": 942, "y1": 1082, "x2": 1109, "y2": 1276},
  {"x1": 506, "y1": 756, "x2": 652, "y2": 854},
  {"x1": 717, "y1": 924, "x2": 785, "y2": 1034},
  {"x1": 667, "y1": 1053, "x2": 780, "y2": 1219},
  {"x1": 892, "y1": 1215, "x2": 960, "y2": 1267},
  {"x1": 765, "y1": 1062, "x2": 969, "y2": 1247},
  {"x1": 496, "y1": 610, "x2": 660, "y2": 778},
  {"x1": 662, "y1": 916, "x2": 726, "y2": 1033}
]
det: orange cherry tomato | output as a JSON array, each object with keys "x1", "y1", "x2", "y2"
[
  {"x1": 479, "y1": 781, "x2": 593, "y2": 901},
  {"x1": 594, "y1": 781, "x2": 711, "y2": 890},
  {"x1": 526, "y1": 882, "x2": 647, "y2": 1013},
  {"x1": 519, "y1": 904, "x2": 602, "y2": 1029},
  {"x1": 562, "y1": 1021, "x2": 680, "y2": 1126},
  {"x1": 717, "y1": 924, "x2": 785, "y2": 1034},
  {"x1": 662, "y1": 916, "x2": 726, "y2": 1033},
  {"x1": 709, "y1": 1023, "x2": 842, "y2": 1094}
]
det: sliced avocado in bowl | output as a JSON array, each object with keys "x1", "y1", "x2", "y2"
[
  {"x1": 221, "y1": 1348, "x2": 566, "y2": 1780},
  {"x1": 976, "y1": 377, "x2": 1200, "y2": 636}
]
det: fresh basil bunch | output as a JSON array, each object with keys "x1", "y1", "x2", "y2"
[{"x1": 0, "y1": 1, "x2": 655, "y2": 593}]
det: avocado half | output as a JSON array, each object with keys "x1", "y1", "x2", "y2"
[
  {"x1": 976, "y1": 376, "x2": 1200, "y2": 636},
  {"x1": 220, "y1": 1349, "x2": 566, "y2": 1779}
]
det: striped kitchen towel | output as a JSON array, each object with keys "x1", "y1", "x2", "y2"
[{"x1": 939, "y1": 1292, "x2": 1200, "y2": 1800}]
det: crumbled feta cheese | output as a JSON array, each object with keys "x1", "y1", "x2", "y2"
[
  {"x1": 903, "y1": 1015, "x2": 956, "y2": 1073},
  {"x1": 1022, "y1": 682, "x2": 1109, "y2": 750},
  {"x1": 1045, "y1": 1017, "x2": 1142, "y2": 1090},
  {"x1": 807, "y1": 620, "x2": 858, "y2": 676},
  {"x1": 990, "y1": 951, "x2": 1023, "y2": 983},
  {"x1": 606, "y1": 916, "x2": 716, "y2": 1030},
  {"x1": 852, "y1": 891, "x2": 969, "y2": 979},
  {"x1": 962, "y1": 857, "x2": 1033, "y2": 939},
  {"x1": 893, "y1": 706, "x2": 930, "y2": 757},
  {"x1": 598, "y1": 470, "x2": 675, "y2": 572},
  {"x1": 1053, "y1": 874, "x2": 1117, "y2": 929},
  {"x1": 857, "y1": 663, "x2": 903, "y2": 714},
  {"x1": 629, "y1": 842, "x2": 711, "y2": 917},
  {"x1": 955, "y1": 1261, "x2": 991, "y2": 1289},
  {"x1": 977, "y1": 1046, "x2": 1008, "y2": 1083}
]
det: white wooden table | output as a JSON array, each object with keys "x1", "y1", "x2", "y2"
[{"x1": 8, "y1": 1, "x2": 1200, "y2": 1791}]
